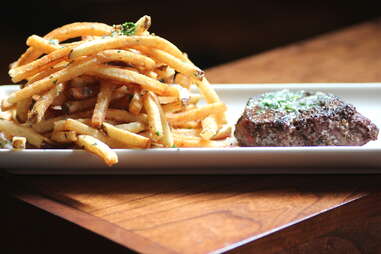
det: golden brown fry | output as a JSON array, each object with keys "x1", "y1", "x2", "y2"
[
  {"x1": 135, "y1": 15, "x2": 151, "y2": 35},
  {"x1": 69, "y1": 35, "x2": 187, "y2": 62},
  {"x1": 212, "y1": 125, "x2": 232, "y2": 140},
  {"x1": 171, "y1": 120, "x2": 200, "y2": 129},
  {"x1": 162, "y1": 101, "x2": 183, "y2": 113},
  {"x1": 172, "y1": 128, "x2": 201, "y2": 136},
  {"x1": 29, "y1": 83, "x2": 65, "y2": 122},
  {"x1": 102, "y1": 122, "x2": 150, "y2": 148},
  {"x1": 90, "y1": 65, "x2": 179, "y2": 96},
  {"x1": 105, "y1": 108, "x2": 147, "y2": 123},
  {"x1": 91, "y1": 80, "x2": 114, "y2": 127},
  {"x1": 16, "y1": 98, "x2": 33, "y2": 123},
  {"x1": 96, "y1": 49, "x2": 156, "y2": 70},
  {"x1": 0, "y1": 119, "x2": 50, "y2": 147},
  {"x1": 26, "y1": 35, "x2": 61, "y2": 54},
  {"x1": 146, "y1": 49, "x2": 204, "y2": 80},
  {"x1": 174, "y1": 72, "x2": 192, "y2": 89},
  {"x1": 195, "y1": 78, "x2": 227, "y2": 124},
  {"x1": 154, "y1": 65, "x2": 175, "y2": 83},
  {"x1": 32, "y1": 110, "x2": 92, "y2": 133},
  {"x1": 51, "y1": 130, "x2": 77, "y2": 143},
  {"x1": 12, "y1": 136, "x2": 27, "y2": 150},
  {"x1": 150, "y1": 92, "x2": 174, "y2": 147},
  {"x1": 128, "y1": 91, "x2": 143, "y2": 115},
  {"x1": 167, "y1": 102, "x2": 227, "y2": 123},
  {"x1": 26, "y1": 66, "x2": 65, "y2": 85},
  {"x1": 9, "y1": 46, "x2": 74, "y2": 83},
  {"x1": 7, "y1": 57, "x2": 98, "y2": 105},
  {"x1": 173, "y1": 133, "x2": 228, "y2": 148},
  {"x1": 63, "y1": 118, "x2": 125, "y2": 148},
  {"x1": 115, "y1": 122, "x2": 146, "y2": 133},
  {"x1": 143, "y1": 92, "x2": 163, "y2": 142},
  {"x1": 76, "y1": 134, "x2": 118, "y2": 166},
  {"x1": 15, "y1": 22, "x2": 113, "y2": 67},
  {"x1": 200, "y1": 115, "x2": 218, "y2": 140}
]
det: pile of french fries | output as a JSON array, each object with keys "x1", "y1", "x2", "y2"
[{"x1": 0, "y1": 15, "x2": 231, "y2": 166}]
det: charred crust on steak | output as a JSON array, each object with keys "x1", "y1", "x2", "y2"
[{"x1": 234, "y1": 89, "x2": 379, "y2": 146}]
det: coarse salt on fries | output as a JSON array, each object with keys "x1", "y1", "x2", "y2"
[{"x1": 0, "y1": 15, "x2": 230, "y2": 166}]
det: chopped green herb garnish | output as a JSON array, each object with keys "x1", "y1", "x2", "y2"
[
  {"x1": 155, "y1": 131, "x2": 161, "y2": 136},
  {"x1": 112, "y1": 22, "x2": 136, "y2": 36},
  {"x1": 171, "y1": 144, "x2": 177, "y2": 148},
  {"x1": 255, "y1": 89, "x2": 328, "y2": 114},
  {"x1": 52, "y1": 79, "x2": 57, "y2": 84}
]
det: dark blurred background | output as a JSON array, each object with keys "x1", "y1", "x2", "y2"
[{"x1": 1, "y1": 1, "x2": 381, "y2": 83}]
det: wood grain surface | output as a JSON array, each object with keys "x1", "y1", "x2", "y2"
[{"x1": 4, "y1": 19, "x2": 381, "y2": 254}]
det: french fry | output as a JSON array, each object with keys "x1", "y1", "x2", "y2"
[
  {"x1": 195, "y1": 78, "x2": 227, "y2": 124},
  {"x1": 51, "y1": 130, "x2": 77, "y2": 143},
  {"x1": 90, "y1": 65, "x2": 179, "y2": 96},
  {"x1": 146, "y1": 49, "x2": 204, "y2": 80},
  {"x1": 174, "y1": 72, "x2": 192, "y2": 89},
  {"x1": 26, "y1": 66, "x2": 65, "y2": 85},
  {"x1": 162, "y1": 101, "x2": 183, "y2": 113},
  {"x1": 173, "y1": 134, "x2": 229, "y2": 148},
  {"x1": 9, "y1": 46, "x2": 74, "y2": 83},
  {"x1": 151, "y1": 92, "x2": 174, "y2": 147},
  {"x1": 63, "y1": 118, "x2": 125, "y2": 148},
  {"x1": 12, "y1": 136, "x2": 27, "y2": 150},
  {"x1": 171, "y1": 120, "x2": 200, "y2": 129},
  {"x1": 212, "y1": 125, "x2": 232, "y2": 140},
  {"x1": 16, "y1": 98, "x2": 33, "y2": 123},
  {"x1": 53, "y1": 119, "x2": 67, "y2": 132},
  {"x1": 31, "y1": 110, "x2": 92, "y2": 133},
  {"x1": 15, "y1": 22, "x2": 113, "y2": 67},
  {"x1": 96, "y1": 49, "x2": 156, "y2": 70},
  {"x1": 76, "y1": 134, "x2": 118, "y2": 166},
  {"x1": 143, "y1": 92, "x2": 163, "y2": 142},
  {"x1": 167, "y1": 102, "x2": 227, "y2": 123},
  {"x1": 7, "y1": 57, "x2": 98, "y2": 105},
  {"x1": 26, "y1": 35, "x2": 61, "y2": 54},
  {"x1": 128, "y1": 91, "x2": 143, "y2": 115},
  {"x1": 200, "y1": 115, "x2": 218, "y2": 140},
  {"x1": 102, "y1": 122, "x2": 150, "y2": 148},
  {"x1": 69, "y1": 35, "x2": 187, "y2": 62},
  {"x1": 29, "y1": 83, "x2": 65, "y2": 122},
  {"x1": 105, "y1": 108, "x2": 147, "y2": 123},
  {"x1": 135, "y1": 15, "x2": 151, "y2": 35},
  {"x1": 115, "y1": 122, "x2": 146, "y2": 133},
  {"x1": 154, "y1": 65, "x2": 175, "y2": 83},
  {"x1": 0, "y1": 119, "x2": 50, "y2": 147},
  {"x1": 91, "y1": 80, "x2": 114, "y2": 127}
]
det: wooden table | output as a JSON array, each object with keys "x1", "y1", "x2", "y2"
[{"x1": 3, "y1": 19, "x2": 381, "y2": 254}]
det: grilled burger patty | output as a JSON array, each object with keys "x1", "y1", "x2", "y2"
[{"x1": 234, "y1": 89, "x2": 379, "y2": 146}]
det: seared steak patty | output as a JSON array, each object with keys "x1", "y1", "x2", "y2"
[{"x1": 234, "y1": 89, "x2": 379, "y2": 146}]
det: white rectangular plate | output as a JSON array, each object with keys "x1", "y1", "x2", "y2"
[{"x1": 1, "y1": 83, "x2": 380, "y2": 175}]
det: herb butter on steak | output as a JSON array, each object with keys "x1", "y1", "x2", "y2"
[{"x1": 234, "y1": 89, "x2": 379, "y2": 146}]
